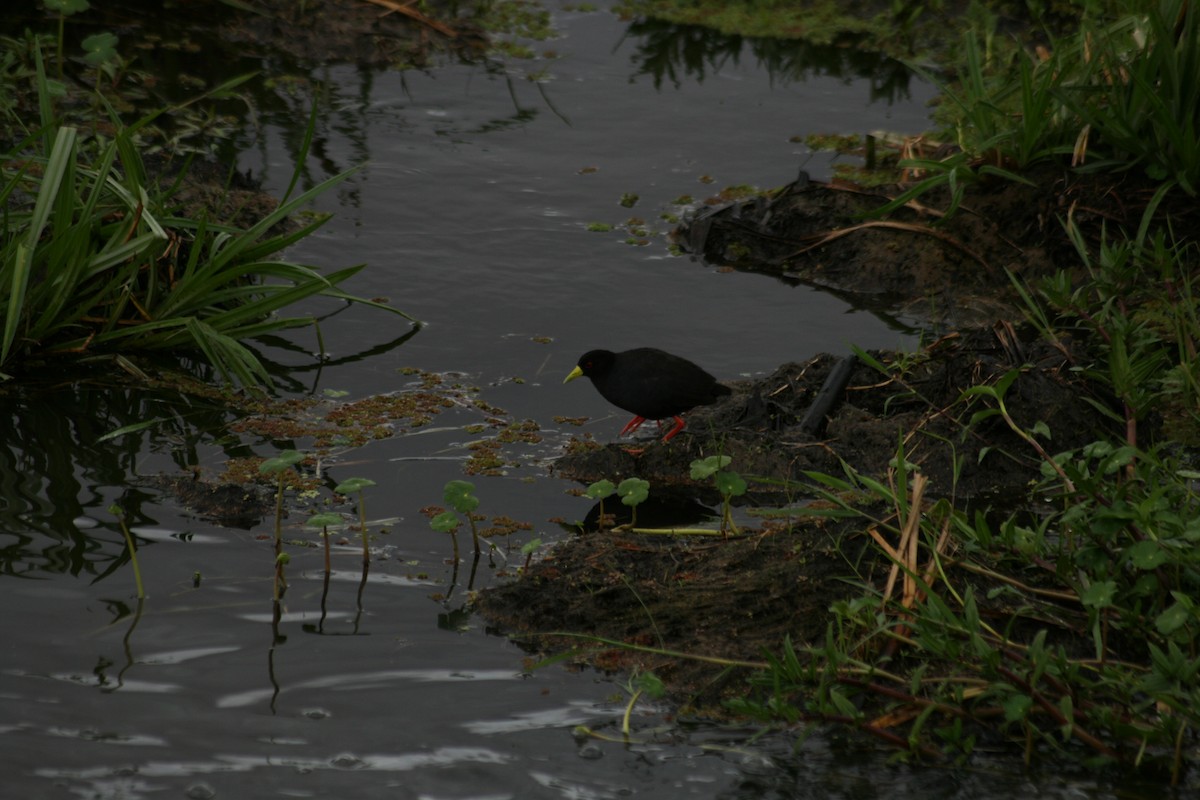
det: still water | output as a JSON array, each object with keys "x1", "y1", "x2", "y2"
[{"x1": 0, "y1": 3, "x2": 1174, "y2": 798}]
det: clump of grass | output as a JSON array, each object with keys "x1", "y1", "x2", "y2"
[
  {"x1": 0, "y1": 46, "x2": 415, "y2": 387},
  {"x1": 880, "y1": 0, "x2": 1200, "y2": 220}
]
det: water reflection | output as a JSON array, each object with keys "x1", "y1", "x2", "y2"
[{"x1": 624, "y1": 18, "x2": 916, "y2": 104}]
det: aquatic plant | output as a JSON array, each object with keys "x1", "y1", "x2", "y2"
[
  {"x1": 584, "y1": 478, "x2": 615, "y2": 530},
  {"x1": 616, "y1": 477, "x2": 649, "y2": 528},
  {"x1": 689, "y1": 455, "x2": 745, "y2": 536},
  {"x1": 306, "y1": 512, "x2": 344, "y2": 576},
  {"x1": 334, "y1": 477, "x2": 377, "y2": 569},
  {"x1": 430, "y1": 479, "x2": 482, "y2": 558},
  {"x1": 259, "y1": 449, "x2": 304, "y2": 599}
]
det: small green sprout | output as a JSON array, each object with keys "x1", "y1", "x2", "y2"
[
  {"x1": 260, "y1": 449, "x2": 304, "y2": 600},
  {"x1": 335, "y1": 477, "x2": 377, "y2": 568},
  {"x1": 307, "y1": 512, "x2": 344, "y2": 576},
  {"x1": 616, "y1": 477, "x2": 649, "y2": 528},
  {"x1": 520, "y1": 537, "x2": 543, "y2": 571},
  {"x1": 585, "y1": 479, "x2": 615, "y2": 530}
]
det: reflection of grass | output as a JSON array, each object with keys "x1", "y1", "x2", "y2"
[{"x1": 109, "y1": 504, "x2": 145, "y2": 600}]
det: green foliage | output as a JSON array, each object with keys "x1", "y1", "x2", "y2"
[
  {"x1": 306, "y1": 512, "x2": 343, "y2": 530},
  {"x1": 1062, "y1": 0, "x2": 1200, "y2": 191},
  {"x1": 616, "y1": 477, "x2": 649, "y2": 528},
  {"x1": 443, "y1": 479, "x2": 480, "y2": 514},
  {"x1": 616, "y1": 477, "x2": 649, "y2": 507},
  {"x1": 430, "y1": 511, "x2": 460, "y2": 533},
  {"x1": 584, "y1": 479, "x2": 615, "y2": 530},
  {"x1": 259, "y1": 449, "x2": 305, "y2": 474},
  {"x1": 743, "y1": 216, "x2": 1200, "y2": 768},
  {"x1": 585, "y1": 479, "x2": 615, "y2": 499},
  {"x1": 0, "y1": 52, "x2": 414, "y2": 387},
  {"x1": 434, "y1": 479, "x2": 482, "y2": 557},
  {"x1": 336, "y1": 477, "x2": 377, "y2": 567},
  {"x1": 889, "y1": 0, "x2": 1200, "y2": 218},
  {"x1": 690, "y1": 455, "x2": 746, "y2": 535}
]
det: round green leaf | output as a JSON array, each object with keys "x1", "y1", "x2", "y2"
[
  {"x1": 715, "y1": 470, "x2": 747, "y2": 497},
  {"x1": 82, "y1": 32, "x2": 119, "y2": 66},
  {"x1": 46, "y1": 0, "x2": 90, "y2": 14},
  {"x1": 1127, "y1": 540, "x2": 1168, "y2": 570},
  {"x1": 259, "y1": 449, "x2": 304, "y2": 474},
  {"x1": 335, "y1": 477, "x2": 376, "y2": 494},
  {"x1": 306, "y1": 513, "x2": 344, "y2": 529},
  {"x1": 430, "y1": 511, "x2": 460, "y2": 532},
  {"x1": 443, "y1": 480, "x2": 479, "y2": 513},
  {"x1": 689, "y1": 455, "x2": 731, "y2": 480},
  {"x1": 617, "y1": 477, "x2": 649, "y2": 507},
  {"x1": 585, "y1": 479, "x2": 615, "y2": 499}
]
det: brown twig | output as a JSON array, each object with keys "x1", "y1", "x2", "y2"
[{"x1": 363, "y1": 0, "x2": 458, "y2": 38}]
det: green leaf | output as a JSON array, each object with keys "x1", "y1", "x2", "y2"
[
  {"x1": 689, "y1": 455, "x2": 731, "y2": 480},
  {"x1": 1126, "y1": 539, "x2": 1168, "y2": 570},
  {"x1": 443, "y1": 480, "x2": 479, "y2": 513},
  {"x1": 617, "y1": 477, "x2": 649, "y2": 507},
  {"x1": 1080, "y1": 580, "x2": 1116, "y2": 609},
  {"x1": 259, "y1": 449, "x2": 304, "y2": 474},
  {"x1": 585, "y1": 479, "x2": 615, "y2": 500},
  {"x1": 335, "y1": 477, "x2": 376, "y2": 495},
  {"x1": 96, "y1": 416, "x2": 166, "y2": 443},
  {"x1": 634, "y1": 671, "x2": 666, "y2": 698},
  {"x1": 1155, "y1": 601, "x2": 1192, "y2": 636},
  {"x1": 715, "y1": 470, "x2": 747, "y2": 498},
  {"x1": 1002, "y1": 694, "x2": 1032, "y2": 722},
  {"x1": 45, "y1": 0, "x2": 90, "y2": 13},
  {"x1": 81, "y1": 32, "x2": 119, "y2": 66},
  {"x1": 307, "y1": 513, "x2": 344, "y2": 529},
  {"x1": 430, "y1": 511, "x2": 460, "y2": 533}
]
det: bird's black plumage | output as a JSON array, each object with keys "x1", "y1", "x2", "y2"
[{"x1": 564, "y1": 348, "x2": 730, "y2": 441}]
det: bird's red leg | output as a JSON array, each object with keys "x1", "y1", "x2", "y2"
[
  {"x1": 619, "y1": 416, "x2": 647, "y2": 436},
  {"x1": 660, "y1": 415, "x2": 686, "y2": 442}
]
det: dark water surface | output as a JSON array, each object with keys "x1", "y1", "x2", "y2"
[{"x1": 0, "y1": 4, "x2": 1174, "y2": 798}]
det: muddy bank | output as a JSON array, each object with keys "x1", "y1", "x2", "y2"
[
  {"x1": 476, "y1": 159, "x2": 1189, "y2": 712},
  {"x1": 675, "y1": 164, "x2": 1195, "y2": 328},
  {"x1": 477, "y1": 326, "x2": 1121, "y2": 708}
]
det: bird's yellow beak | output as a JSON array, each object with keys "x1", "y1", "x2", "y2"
[{"x1": 563, "y1": 366, "x2": 584, "y2": 384}]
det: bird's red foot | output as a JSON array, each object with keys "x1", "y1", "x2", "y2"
[
  {"x1": 660, "y1": 415, "x2": 686, "y2": 442},
  {"x1": 619, "y1": 415, "x2": 647, "y2": 436}
]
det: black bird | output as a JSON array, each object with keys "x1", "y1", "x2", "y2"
[{"x1": 564, "y1": 348, "x2": 731, "y2": 442}]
